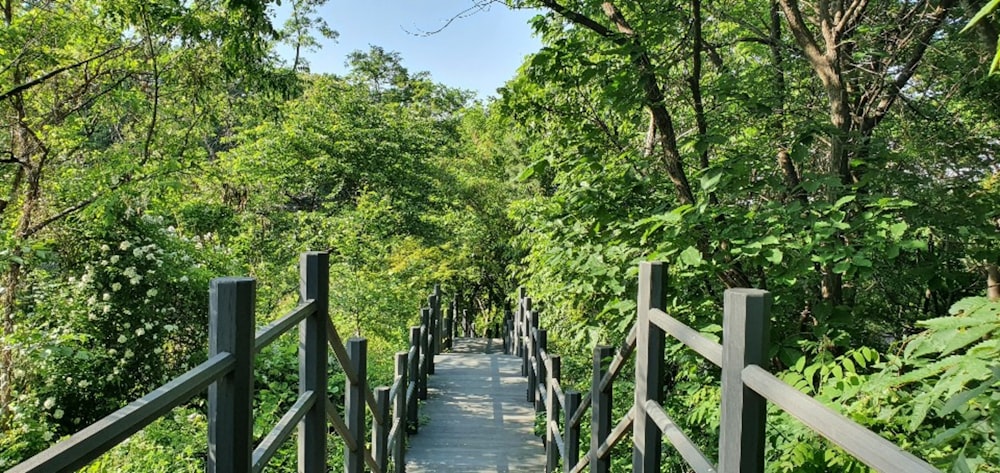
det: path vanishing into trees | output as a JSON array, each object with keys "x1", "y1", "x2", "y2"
[
  {"x1": 7, "y1": 256, "x2": 948, "y2": 473},
  {"x1": 405, "y1": 337, "x2": 545, "y2": 472}
]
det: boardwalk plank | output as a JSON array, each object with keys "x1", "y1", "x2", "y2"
[{"x1": 406, "y1": 338, "x2": 546, "y2": 473}]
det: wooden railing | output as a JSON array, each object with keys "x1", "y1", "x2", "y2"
[
  {"x1": 507, "y1": 261, "x2": 941, "y2": 473},
  {"x1": 10, "y1": 251, "x2": 448, "y2": 473}
]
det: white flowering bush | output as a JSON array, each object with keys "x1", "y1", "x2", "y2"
[{"x1": 1, "y1": 205, "x2": 234, "y2": 465}]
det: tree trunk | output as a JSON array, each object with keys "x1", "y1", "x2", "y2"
[
  {"x1": 988, "y1": 264, "x2": 1000, "y2": 301},
  {"x1": 690, "y1": 0, "x2": 710, "y2": 172},
  {"x1": 601, "y1": 2, "x2": 696, "y2": 205},
  {"x1": 769, "y1": 0, "x2": 808, "y2": 205},
  {"x1": 536, "y1": 0, "x2": 697, "y2": 205}
]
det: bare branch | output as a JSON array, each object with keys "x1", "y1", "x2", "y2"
[
  {"x1": 0, "y1": 150, "x2": 26, "y2": 167},
  {"x1": 537, "y1": 0, "x2": 620, "y2": 41},
  {"x1": 864, "y1": 0, "x2": 956, "y2": 131},
  {"x1": 817, "y1": 0, "x2": 838, "y2": 53},
  {"x1": 402, "y1": 0, "x2": 500, "y2": 37},
  {"x1": 836, "y1": 0, "x2": 870, "y2": 34},
  {"x1": 778, "y1": 0, "x2": 827, "y2": 68}
]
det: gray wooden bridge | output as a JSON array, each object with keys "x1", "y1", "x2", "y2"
[
  {"x1": 405, "y1": 338, "x2": 545, "y2": 472},
  {"x1": 9, "y1": 252, "x2": 943, "y2": 473}
]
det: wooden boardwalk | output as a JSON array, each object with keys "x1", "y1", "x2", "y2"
[{"x1": 406, "y1": 338, "x2": 546, "y2": 472}]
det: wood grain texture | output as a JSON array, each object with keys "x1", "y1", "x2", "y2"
[
  {"x1": 298, "y1": 251, "x2": 328, "y2": 473},
  {"x1": 345, "y1": 337, "x2": 368, "y2": 473},
  {"x1": 406, "y1": 338, "x2": 546, "y2": 473},
  {"x1": 742, "y1": 365, "x2": 940, "y2": 473},
  {"x1": 592, "y1": 345, "x2": 614, "y2": 473},
  {"x1": 8, "y1": 354, "x2": 233, "y2": 473},
  {"x1": 718, "y1": 289, "x2": 770, "y2": 473},
  {"x1": 208, "y1": 277, "x2": 255, "y2": 473},
  {"x1": 633, "y1": 262, "x2": 666, "y2": 473}
]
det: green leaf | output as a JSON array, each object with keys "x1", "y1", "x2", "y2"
[
  {"x1": 699, "y1": 171, "x2": 723, "y2": 193},
  {"x1": 804, "y1": 363, "x2": 820, "y2": 385},
  {"x1": 961, "y1": 0, "x2": 1000, "y2": 33},
  {"x1": 908, "y1": 381, "x2": 949, "y2": 431},
  {"x1": 940, "y1": 376, "x2": 997, "y2": 416},
  {"x1": 948, "y1": 297, "x2": 996, "y2": 316},
  {"x1": 887, "y1": 244, "x2": 900, "y2": 258},
  {"x1": 793, "y1": 355, "x2": 806, "y2": 372},
  {"x1": 851, "y1": 350, "x2": 870, "y2": 368},
  {"x1": 833, "y1": 195, "x2": 856, "y2": 209},
  {"x1": 888, "y1": 222, "x2": 908, "y2": 240},
  {"x1": 678, "y1": 246, "x2": 705, "y2": 267},
  {"x1": 931, "y1": 422, "x2": 974, "y2": 446},
  {"x1": 759, "y1": 235, "x2": 780, "y2": 246},
  {"x1": 899, "y1": 239, "x2": 928, "y2": 251},
  {"x1": 765, "y1": 248, "x2": 784, "y2": 264},
  {"x1": 518, "y1": 158, "x2": 549, "y2": 181},
  {"x1": 941, "y1": 324, "x2": 996, "y2": 356}
]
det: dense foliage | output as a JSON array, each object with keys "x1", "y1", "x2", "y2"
[
  {"x1": 1, "y1": 0, "x2": 998, "y2": 471},
  {"x1": 0, "y1": 0, "x2": 519, "y2": 468},
  {"x1": 498, "y1": 0, "x2": 1000, "y2": 471}
]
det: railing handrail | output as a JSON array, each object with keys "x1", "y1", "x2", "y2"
[
  {"x1": 10, "y1": 251, "x2": 448, "y2": 473},
  {"x1": 6, "y1": 353, "x2": 235, "y2": 473},
  {"x1": 509, "y1": 261, "x2": 942, "y2": 473}
]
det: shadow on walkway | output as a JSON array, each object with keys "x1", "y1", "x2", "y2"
[{"x1": 405, "y1": 338, "x2": 545, "y2": 472}]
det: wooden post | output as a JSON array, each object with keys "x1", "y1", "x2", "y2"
[
  {"x1": 420, "y1": 307, "x2": 435, "y2": 376},
  {"x1": 299, "y1": 252, "x2": 328, "y2": 473},
  {"x1": 632, "y1": 262, "x2": 666, "y2": 473},
  {"x1": 521, "y1": 296, "x2": 532, "y2": 378},
  {"x1": 464, "y1": 309, "x2": 472, "y2": 338},
  {"x1": 345, "y1": 338, "x2": 367, "y2": 473},
  {"x1": 525, "y1": 308, "x2": 536, "y2": 403},
  {"x1": 516, "y1": 287, "x2": 526, "y2": 364},
  {"x1": 208, "y1": 277, "x2": 255, "y2": 473},
  {"x1": 427, "y1": 294, "x2": 437, "y2": 357},
  {"x1": 465, "y1": 305, "x2": 473, "y2": 338},
  {"x1": 446, "y1": 300, "x2": 455, "y2": 350},
  {"x1": 451, "y1": 296, "x2": 458, "y2": 338},
  {"x1": 452, "y1": 295, "x2": 458, "y2": 339},
  {"x1": 718, "y1": 289, "x2": 772, "y2": 473},
  {"x1": 565, "y1": 390, "x2": 581, "y2": 472},
  {"x1": 373, "y1": 386, "x2": 390, "y2": 473},
  {"x1": 504, "y1": 309, "x2": 513, "y2": 354},
  {"x1": 435, "y1": 284, "x2": 442, "y2": 341},
  {"x1": 394, "y1": 352, "x2": 408, "y2": 472},
  {"x1": 534, "y1": 328, "x2": 547, "y2": 412},
  {"x1": 592, "y1": 345, "x2": 614, "y2": 473},
  {"x1": 442, "y1": 300, "x2": 449, "y2": 350},
  {"x1": 408, "y1": 327, "x2": 420, "y2": 433},
  {"x1": 546, "y1": 355, "x2": 561, "y2": 472},
  {"x1": 432, "y1": 285, "x2": 442, "y2": 354}
]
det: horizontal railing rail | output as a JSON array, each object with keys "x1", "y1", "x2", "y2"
[
  {"x1": 6, "y1": 353, "x2": 235, "y2": 473},
  {"x1": 509, "y1": 261, "x2": 941, "y2": 473},
  {"x1": 10, "y1": 251, "x2": 446, "y2": 473}
]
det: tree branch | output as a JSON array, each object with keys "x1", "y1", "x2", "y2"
[
  {"x1": 864, "y1": 0, "x2": 955, "y2": 131},
  {"x1": 536, "y1": 0, "x2": 619, "y2": 41},
  {"x1": 22, "y1": 168, "x2": 176, "y2": 239},
  {"x1": 0, "y1": 150, "x2": 26, "y2": 167},
  {"x1": 778, "y1": 0, "x2": 827, "y2": 68},
  {"x1": 836, "y1": 0, "x2": 871, "y2": 35},
  {"x1": 599, "y1": 1, "x2": 695, "y2": 204},
  {"x1": 0, "y1": 46, "x2": 121, "y2": 102},
  {"x1": 536, "y1": 0, "x2": 696, "y2": 204},
  {"x1": 817, "y1": 0, "x2": 839, "y2": 55}
]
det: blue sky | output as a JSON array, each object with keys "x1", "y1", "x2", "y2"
[{"x1": 274, "y1": 1, "x2": 544, "y2": 99}]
